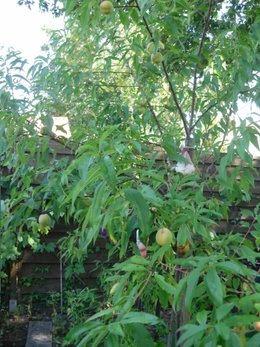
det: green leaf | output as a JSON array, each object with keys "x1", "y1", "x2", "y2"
[
  {"x1": 215, "y1": 322, "x2": 231, "y2": 340},
  {"x1": 108, "y1": 323, "x2": 124, "y2": 337},
  {"x1": 140, "y1": 185, "x2": 163, "y2": 207},
  {"x1": 77, "y1": 155, "x2": 93, "y2": 180},
  {"x1": 119, "y1": 285, "x2": 140, "y2": 316},
  {"x1": 121, "y1": 312, "x2": 160, "y2": 325},
  {"x1": 87, "y1": 306, "x2": 117, "y2": 323},
  {"x1": 177, "y1": 324, "x2": 208, "y2": 345},
  {"x1": 120, "y1": 264, "x2": 147, "y2": 272},
  {"x1": 227, "y1": 332, "x2": 242, "y2": 347},
  {"x1": 104, "y1": 334, "x2": 119, "y2": 347},
  {"x1": 205, "y1": 267, "x2": 223, "y2": 307},
  {"x1": 150, "y1": 244, "x2": 171, "y2": 265},
  {"x1": 125, "y1": 188, "x2": 151, "y2": 236},
  {"x1": 65, "y1": 0, "x2": 78, "y2": 13},
  {"x1": 185, "y1": 265, "x2": 203, "y2": 312},
  {"x1": 177, "y1": 224, "x2": 190, "y2": 246},
  {"x1": 78, "y1": 327, "x2": 107, "y2": 347},
  {"x1": 129, "y1": 255, "x2": 150, "y2": 266},
  {"x1": 154, "y1": 273, "x2": 175, "y2": 295},
  {"x1": 87, "y1": 182, "x2": 109, "y2": 227},
  {"x1": 246, "y1": 333, "x2": 260, "y2": 347},
  {"x1": 125, "y1": 323, "x2": 155, "y2": 347},
  {"x1": 239, "y1": 245, "x2": 257, "y2": 263},
  {"x1": 101, "y1": 155, "x2": 116, "y2": 188},
  {"x1": 223, "y1": 315, "x2": 257, "y2": 327},
  {"x1": 174, "y1": 276, "x2": 188, "y2": 311},
  {"x1": 217, "y1": 261, "x2": 243, "y2": 275},
  {"x1": 63, "y1": 321, "x2": 101, "y2": 345},
  {"x1": 99, "y1": 125, "x2": 120, "y2": 151},
  {"x1": 216, "y1": 303, "x2": 234, "y2": 321},
  {"x1": 196, "y1": 311, "x2": 208, "y2": 325}
]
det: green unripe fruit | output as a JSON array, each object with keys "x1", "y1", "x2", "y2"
[
  {"x1": 38, "y1": 214, "x2": 51, "y2": 228},
  {"x1": 151, "y1": 52, "x2": 163, "y2": 64},
  {"x1": 147, "y1": 41, "x2": 165, "y2": 54},
  {"x1": 156, "y1": 228, "x2": 173, "y2": 246},
  {"x1": 100, "y1": 1, "x2": 113, "y2": 15},
  {"x1": 138, "y1": 98, "x2": 146, "y2": 107}
]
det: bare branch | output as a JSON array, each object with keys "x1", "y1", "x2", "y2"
[
  {"x1": 190, "y1": 0, "x2": 215, "y2": 136},
  {"x1": 134, "y1": 0, "x2": 189, "y2": 138},
  {"x1": 134, "y1": 0, "x2": 153, "y2": 38},
  {"x1": 162, "y1": 62, "x2": 189, "y2": 138}
]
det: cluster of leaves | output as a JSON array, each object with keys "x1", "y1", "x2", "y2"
[
  {"x1": 1, "y1": 0, "x2": 260, "y2": 346},
  {"x1": 17, "y1": 0, "x2": 64, "y2": 16}
]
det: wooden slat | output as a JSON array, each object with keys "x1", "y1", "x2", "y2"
[
  {"x1": 198, "y1": 154, "x2": 260, "y2": 167},
  {"x1": 20, "y1": 278, "x2": 97, "y2": 294},
  {"x1": 19, "y1": 263, "x2": 102, "y2": 279},
  {"x1": 21, "y1": 250, "x2": 59, "y2": 264},
  {"x1": 20, "y1": 248, "x2": 108, "y2": 264},
  {"x1": 48, "y1": 139, "x2": 74, "y2": 155},
  {"x1": 214, "y1": 221, "x2": 249, "y2": 234}
]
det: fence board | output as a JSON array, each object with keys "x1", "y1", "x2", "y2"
[{"x1": 20, "y1": 278, "x2": 98, "y2": 294}]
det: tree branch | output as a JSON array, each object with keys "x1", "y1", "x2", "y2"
[
  {"x1": 189, "y1": 0, "x2": 215, "y2": 138},
  {"x1": 134, "y1": 0, "x2": 153, "y2": 38},
  {"x1": 190, "y1": 102, "x2": 218, "y2": 131},
  {"x1": 162, "y1": 62, "x2": 189, "y2": 138},
  {"x1": 217, "y1": 106, "x2": 232, "y2": 151},
  {"x1": 134, "y1": 0, "x2": 189, "y2": 138},
  {"x1": 133, "y1": 75, "x2": 164, "y2": 136},
  {"x1": 147, "y1": 100, "x2": 164, "y2": 136},
  {"x1": 114, "y1": 5, "x2": 138, "y2": 8}
]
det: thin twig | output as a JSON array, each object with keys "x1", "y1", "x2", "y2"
[
  {"x1": 90, "y1": 71, "x2": 131, "y2": 74},
  {"x1": 114, "y1": 5, "x2": 138, "y2": 8},
  {"x1": 147, "y1": 100, "x2": 163, "y2": 136},
  {"x1": 190, "y1": 0, "x2": 215, "y2": 135},
  {"x1": 190, "y1": 102, "x2": 218, "y2": 131},
  {"x1": 94, "y1": 83, "x2": 138, "y2": 88},
  {"x1": 134, "y1": 271, "x2": 153, "y2": 302},
  {"x1": 218, "y1": 107, "x2": 232, "y2": 151},
  {"x1": 130, "y1": 68, "x2": 164, "y2": 136},
  {"x1": 134, "y1": 0, "x2": 153, "y2": 38},
  {"x1": 232, "y1": 217, "x2": 256, "y2": 258}
]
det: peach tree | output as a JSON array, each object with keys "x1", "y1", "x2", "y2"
[{"x1": 0, "y1": 0, "x2": 260, "y2": 346}]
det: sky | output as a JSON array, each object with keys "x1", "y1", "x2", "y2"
[
  {"x1": 0, "y1": 0, "x2": 70, "y2": 136},
  {"x1": 0, "y1": 0, "x2": 259, "y2": 155},
  {"x1": 0, "y1": 0, "x2": 64, "y2": 64}
]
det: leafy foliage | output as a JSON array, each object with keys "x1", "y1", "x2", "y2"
[{"x1": 1, "y1": 0, "x2": 260, "y2": 346}]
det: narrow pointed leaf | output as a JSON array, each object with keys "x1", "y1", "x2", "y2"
[{"x1": 205, "y1": 267, "x2": 223, "y2": 307}]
